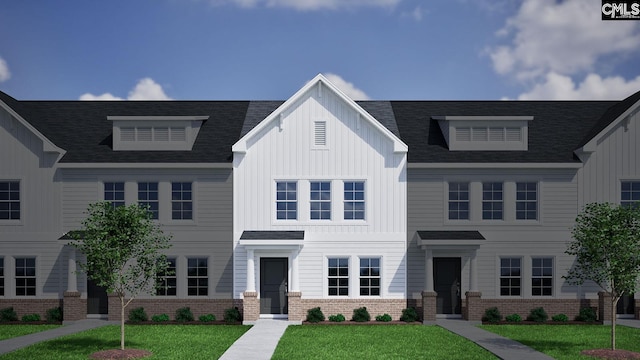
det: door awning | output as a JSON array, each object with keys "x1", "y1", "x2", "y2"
[
  {"x1": 239, "y1": 230, "x2": 305, "y2": 247},
  {"x1": 417, "y1": 230, "x2": 485, "y2": 249}
]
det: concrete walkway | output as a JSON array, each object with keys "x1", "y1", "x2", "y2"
[
  {"x1": 218, "y1": 319, "x2": 292, "y2": 360},
  {"x1": 618, "y1": 319, "x2": 640, "y2": 328},
  {"x1": 437, "y1": 319, "x2": 554, "y2": 360},
  {"x1": 0, "y1": 319, "x2": 115, "y2": 356}
]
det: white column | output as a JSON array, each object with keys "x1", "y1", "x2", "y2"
[
  {"x1": 290, "y1": 248, "x2": 300, "y2": 292},
  {"x1": 67, "y1": 246, "x2": 78, "y2": 292},
  {"x1": 469, "y1": 251, "x2": 478, "y2": 292},
  {"x1": 425, "y1": 249, "x2": 434, "y2": 292},
  {"x1": 246, "y1": 249, "x2": 255, "y2": 292}
]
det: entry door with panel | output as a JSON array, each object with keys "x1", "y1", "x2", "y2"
[
  {"x1": 260, "y1": 258, "x2": 288, "y2": 314},
  {"x1": 434, "y1": 257, "x2": 461, "y2": 314}
]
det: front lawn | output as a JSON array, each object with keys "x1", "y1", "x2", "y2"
[
  {"x1": 272, "y1": 325, "x2": 496, "y2": 359},
  {"x1": 0, "y1": 324, "x2": 62, "y2": 341},
  {"x1": 480, "y1": 324, "x2": 640, "y2": 360},
  {"x1": 0, "y1": 325, "x2": 250, "y2": 359}
]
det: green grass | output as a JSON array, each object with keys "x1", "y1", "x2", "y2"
[
  {"x1": 480, "y1": 325, "x2": 640, "y2": 360},
  {"x1": 272, "y1": 325, "x2": 497, "y2": 359},
  {"x1": 0, "y1": 325, "x2": 250, "y2": 359},
  {"x1": 0, "y1": 324, "x2": 62, "y2": 340}
]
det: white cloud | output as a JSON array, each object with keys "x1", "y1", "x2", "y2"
[
  {"x1": 487, "y1": 0, "x2": 640, "y2": 100},
  {"x1": 322, "y1": 73, "x2": 371, "y2": 100},
  {"x1": 0, "y1": 56, "x2": 11, "y2": 82},
  {"x1": 212, "y1": 0, "x2": 399, "y2": 11},
  {"x1": 518, "y1": 72, "x2": 640, "y2": 100},
  {"x1": 79, "y1": 78, "x2": 171, "y2": 101},
  {"x1": 401, "y1": 5, "x2": 423, "y2": 21}
]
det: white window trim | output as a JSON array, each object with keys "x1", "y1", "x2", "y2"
[
  {"x1": 167, "y1": 181, "x2": 197, "y2": 224},
  {"x1": 185, "y1": 256, "x2": 209, "y2": 298},
  {"x1": 529, "y1": 256, "x2": 555, "y2": 298},
  {"x1": 496, "y1": 256, "x2": 523, "y2": 298},
  {"x1": 0, "y1": 179, "x2": 23, "y2": 226},
  {"x1": 325, "y1": 255, "x2": 351, "y2": 298},
  {"x1": 14, "y1": 255, "x2": 37, "y2": 297},
  {"x1": 357, "y1": 255, "x2": 383, "y2": 298}
]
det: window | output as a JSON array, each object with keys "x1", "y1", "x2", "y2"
[
  {"x1": 0, "y1": 181, "x2": 20, "y2": 220},
  {"x1": 482, "y1": 182, "x2": 503, "y2": 220},
  {"x1": 157, "y1": 257, "x2": 176, "y2": 296},
  {"x1": 314, "y1": 121, "x2": 327, "y2": 146},
  {"x1": 0, "y1": 258, "x2": 4, "y2": 296},
  {"x1": 359, "y1": 258, "x2": 380, "y2": 296},
  {"x1": 328, "y1": 258, "x2": 349, "y2": 296},
  {"x1": 187, "y1": 257, "x2": 208, "y2": 296},
  {"x1": 532, "y1": 257, "x2": 553, "y2": 296},
  {"x1": 516, "y1": 182, "x2": 537, "y2": 220},
  {"x1": 276, "y1": 181, "x2": 297, "y2": 220},
  {"x1": 310, "y1": 181, "x2": 331, "y2": 220},
  {"x1": 621, "y1": 181, "x2": 640, "y2": 208},
  {"x1": 15, "y1": 257, "x2": 36, "y2": 296},
  {"x1": 448, "y1": 182, "x2": 469, "y2": 220},
  {"x1": 344, "y1": 181, "x2": 365, "y2": 220},
  {"x1": 500, "y1": 258, "x2": 521, "y2": 296},
  {"x1": 171, "y1": 182, "x2": 192, "y2": 220},
  {"x1": 104, "y1": 182, "x2": 125, "y2": 208},
  {"x1": 138, "y1": 182, "x2": 159, "y2": 220}
]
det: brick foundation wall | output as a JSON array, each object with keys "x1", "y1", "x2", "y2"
[
  {"x1": 421, "y1": 291, "x2": 437, "y2": 322},
  {"x1": 287, "y1": 292, "x2": 303, "y2": 322},
  {"x1": 242, "y1": 292, "x2": 259, "y2": 322},
  {"x1": 63, "y1": 291, "x2": 86, "y2": 321},
  {"x1": 298, "y1": 299, "x2": 406, "y2": 321},
  {"x1": 465, "y1": 291, "x2": 482, "y2": 321},
  {"x1": 0, "y1": 299, "x2": 62, "y2": 320},
  {"x1": 474, "y1": 298, "x2": 597, "y2": 321},
  {"x1": 106, "y1": 294, "x2": 235, "y2": 322}
]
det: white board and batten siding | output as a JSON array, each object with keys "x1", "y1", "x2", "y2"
[
  {"x1": 0, "y1": 106, "x2": 65, "y2": 298},
  {"x1": 577, "y1": 109, "x2": 640, "y2": 207},
  {"x1": 233, "y1": 80, "x2": 407, "y2": 299}
]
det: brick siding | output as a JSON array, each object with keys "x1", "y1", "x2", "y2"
[
  {"x1": 106, "y1": 295, "x2": 235, "y2": 322},
  {"x1": 0, "y1": 299, "x2": 62, "y2": 320}
]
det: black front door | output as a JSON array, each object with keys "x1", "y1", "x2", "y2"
[
  {"x1": 260, "y1": 258, "x2": 288, "y2": 315},
  {"x1": 617, "y1": 294, "x2": 635, "y2": 315},
  {"x1": 87, "y1": 278, "x2": 108, "y2": 315},
  {"x1": 434, "y1": 258, "x2": 461, "y2": 314}
]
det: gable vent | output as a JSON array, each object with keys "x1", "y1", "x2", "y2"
[{"x1": 314, "y1": 121, "x2": 326, "y2": 146}]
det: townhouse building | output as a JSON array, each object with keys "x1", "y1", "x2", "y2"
[{"x1": 0, "y1": 74, "x2": 638, "y2": 323}]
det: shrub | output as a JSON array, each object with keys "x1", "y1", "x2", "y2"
[
  {"x1": 224, "y1": 307, "x2": 242, "y2": 324},
  {"x1": 306, "y1": 307, "x2": 325, "y2": 323},
  {"x1": 375, "y1": 313, "x2": 392, "y2": 322},
  {"x1": 400, "y1": 307, "x2": 419, "y2": 322},
  {"x1": 575, "y1": 307, "x2": 597, "y2": 322},
  {"x1": 328, "y1": 314, "x2": 345, "y2": 322},
  {"x1": 552, "y1": 313, "x2": 569, "y2": 322},
  {"x1": 128, "y1": 307, "x2": 148, "y2": 323},
  {"x1": 199, "y1": 314, "x2": 216, "y2": 322},
  {"x1": 21, "y1": 314, "x2": 41, "y2": 322},
  {"x1": 175, "y1": 307, "x2": 195, "y2": 322},
  {"x1": 152, "y1": 314, "x2": 170, "y2": 322},
  {"x1": 352, "y1": 307, "x2": 371, "y2": 322},
  {"x1": 0, "y1": 307, "x2": 18, "y2": 322},
  {"x1": 505, "y1": 314, "x2": 522, "y2": 323},
  {"x1": 482, "y1": 307, "x2": 502, "y2": 323},
  {"x1": 46, "y1": 307, "x2": 63, "y2": 323},
  {"x1": 527, "y1": 307, "x2": 548, "y2": 322}
]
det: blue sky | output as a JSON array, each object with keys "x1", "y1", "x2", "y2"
[{"x1": 1, "y1": 0, "x2": 640, "y2": 101}]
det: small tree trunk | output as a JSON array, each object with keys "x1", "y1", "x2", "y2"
[
  {"x1": 611, "y1": 297, "x2": 618, "y2": 351},
  {"x1": 120, "y1": 296, "x2": 125, "y2": 350}
]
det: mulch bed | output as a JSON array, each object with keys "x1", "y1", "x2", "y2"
[
  {"x1": 126, "y1": 320, "x2": 241, "y2": 325},
  {"x1": 303, "y1": 320, "x2": 421, "y2": 325},
  {"x1": 482, "y1": 321, "x2": 603, "y2": 325},
  {"x1": 0, "y1": 321, "x2": 62, "y2": 325},
  {"x1": 582, "y1": 349, "x2": 640, "y2": 359},
  {"x1": 89, "y1": 349, "x2": 152, "y2": 360}
]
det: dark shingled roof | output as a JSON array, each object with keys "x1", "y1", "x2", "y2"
[
  {"x1": 2, "y1": 89, "x2": 639, "y2": 165},
  {"x1": 240, "y1": 231, "x2": 305, "y2": 240},
  {"x1": 417, "y1": 231, "x2": 485, "y2": 240}
]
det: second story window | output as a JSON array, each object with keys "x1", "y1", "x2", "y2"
[
  {"x1": 0, "y1": 181, "x2": 20, "y2": 220},
  {"x1": 482, "y1": 182, "x2": 503, "y2": 220},
  {"x1": 138, "y1": 182, "x2": 159, "y2": 220},
  {"x1": 104, "y1": 182, "x2": 125, "y2": 208},
  {"x1": 448, "y1": 182, "x2": 469, "y2": 220},
  {"x1": 344, "y1": 181, "x2": 365, "y2": 220},
  {"x1": 621, "y1": 181, "x2": 640, "y2": 208},
  {"x1": 516, "y1": 182, "x2": 537, "y2": 220},
  {"x1": 171, "y1": 182, "x2": 192, "y2": 220},
  {"x1": 276, "y1": 181, "x2": 297, "y2": 220},
  {"x1": 310, "y1": 181, "x2": 331, "y2": 220}
]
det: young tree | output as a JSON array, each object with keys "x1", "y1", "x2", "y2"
[
  {"x1": 565, "y1": 202, "x2": 640, "y2": 350},
  {"x1": 72, "y1": 202, "x2": 172, "y2": 350}
]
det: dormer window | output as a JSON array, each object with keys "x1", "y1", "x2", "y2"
[
  {"x1": 109, "y1": 116, "x2": 208, "y2": 151},
  {"x1": 435, "y1": 116, "x2": 532, "y2": 151}
]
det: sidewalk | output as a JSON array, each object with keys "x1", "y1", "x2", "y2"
[
  {"x1": 218, "y1": 319, "x2": 292, "y2": 360},
  {"x1": 0, "y1": 319, "x2": 116, "y2": 356},
  {"x1": 618, "y1": 319, "x2": 640, "y2": 328},
  {"x1": 437, "y1": 319, "x2": 554, "y2": 360}
]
